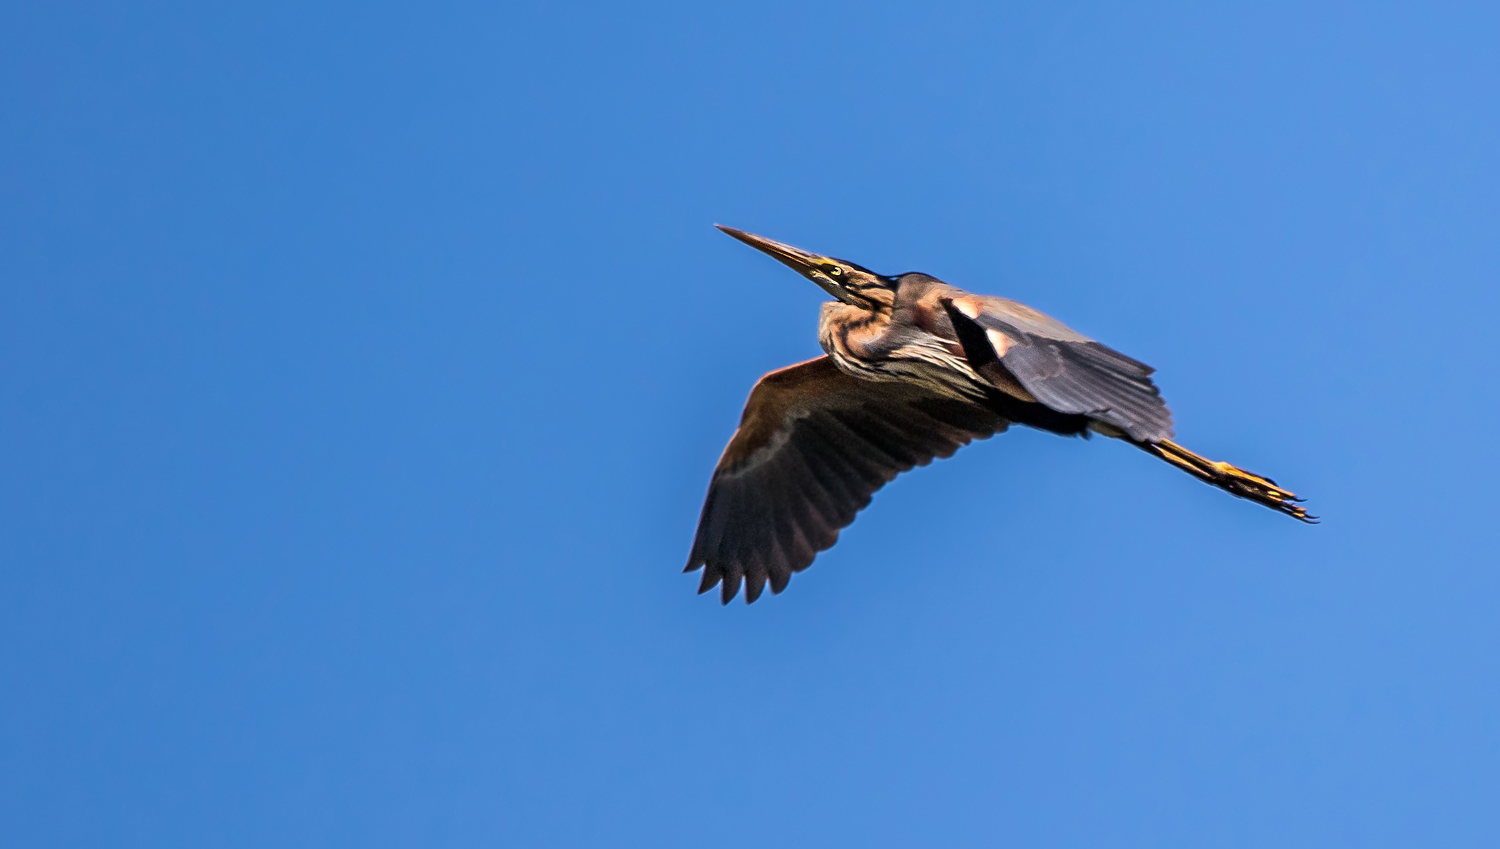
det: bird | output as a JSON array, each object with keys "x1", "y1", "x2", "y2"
[{"x1": 686, "y1": 226, "x2": 1314, "y2": 604}]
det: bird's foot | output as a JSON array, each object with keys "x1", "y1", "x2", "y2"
[
  {"x1": 1150, "y1": 440, "x2": 1317, "y2": 523},
  {"x1": 1207, "y1": 460, "x2": 1316, "y2": 522}
]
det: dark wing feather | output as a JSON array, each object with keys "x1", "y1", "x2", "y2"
[
  {"x1": 942, "y1": 297, "x2": 1174, "y2": 442},
  {"x1": 686, "y1": 356, "x2": 1008, "y2": 604}
]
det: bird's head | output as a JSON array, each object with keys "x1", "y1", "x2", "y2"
[{"x1": 716, "y1": 225, "x2": 895, "y2": 312}]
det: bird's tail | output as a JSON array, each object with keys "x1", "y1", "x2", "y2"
[{"x1": 1138, "y1": 439, "x2": 1316, "y2": 522}]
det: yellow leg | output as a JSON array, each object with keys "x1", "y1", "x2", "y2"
[{"x1": 1144, "y1": 439, "x2": 1316, "y2": 523}]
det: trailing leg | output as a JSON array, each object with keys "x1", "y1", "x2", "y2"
[{"x1": 1138, "y1": 438, "x2": 1316, "y2": 522}]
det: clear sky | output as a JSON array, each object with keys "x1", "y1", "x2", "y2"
[{"x1": 4, "y1": 1, "x2": 1498, "y2": 846}]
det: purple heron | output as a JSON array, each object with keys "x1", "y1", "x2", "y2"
[{"x1": 687, "y1": 226, "x2": 1313, "y2": 604}]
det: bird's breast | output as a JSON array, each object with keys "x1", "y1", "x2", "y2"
[{"x1": 819, "y1": 303, "x2": 989, "y2": 401}]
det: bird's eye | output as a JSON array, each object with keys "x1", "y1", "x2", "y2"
[{"x1": 825, "y1": 265, "x2": 843, "y2": 277}]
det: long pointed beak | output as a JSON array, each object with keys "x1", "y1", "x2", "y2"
[{"x1": 715, "y1": 225, "x2": 829, "y2": 278}]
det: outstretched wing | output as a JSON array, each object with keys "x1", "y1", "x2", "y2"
[
  {"x1": 942, "y1": 296, "x2": 1174, "y2": 443},
  {"x1": 687, "y1": 356, "x2": 1008, "y2": 604}
]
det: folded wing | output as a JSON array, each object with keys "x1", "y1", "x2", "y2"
[
  {"x1": 942, "y1": 296, "x2": 1174, "y2": 443},
  {"x1": 687, "y1": 356, "x2": 1008, "y2": 604}
]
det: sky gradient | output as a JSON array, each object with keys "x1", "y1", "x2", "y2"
[{"x1": 4, "y1": 2, "x2": 1499, "y2": 846}]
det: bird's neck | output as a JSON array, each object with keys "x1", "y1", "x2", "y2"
[
  {"x1": 818, "y1": 302, "x2": 891, "y2": 376},
  {"x1": 818, "y1": 298, "x2": 989, "y2": 400}
]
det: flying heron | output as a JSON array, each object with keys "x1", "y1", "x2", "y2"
[{"x1": 687, "y1": 226, "x2": 1314, "y2": 604}]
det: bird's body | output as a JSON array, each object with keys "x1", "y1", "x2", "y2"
[
  {"x1": 818, "y1": 277, "x2": 993, "y2": 402},
  {"x1": 817, "y1": 274, "x2": 1161, "y2": 438},
  {"x1": 688, "y1": 227, "x2": 1313, "y2": 604}
]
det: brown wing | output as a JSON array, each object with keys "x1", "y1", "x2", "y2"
[
  {"x1": 686, "y1": 356, "x2": 1008, "y2": 604},
  {"x1": 942, "y1": 295, "x2": 1174, "y2": 443}
]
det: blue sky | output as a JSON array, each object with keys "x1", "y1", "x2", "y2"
[{"x1": 3, "y1": 1, "x2": 1498, "y2": 845}]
